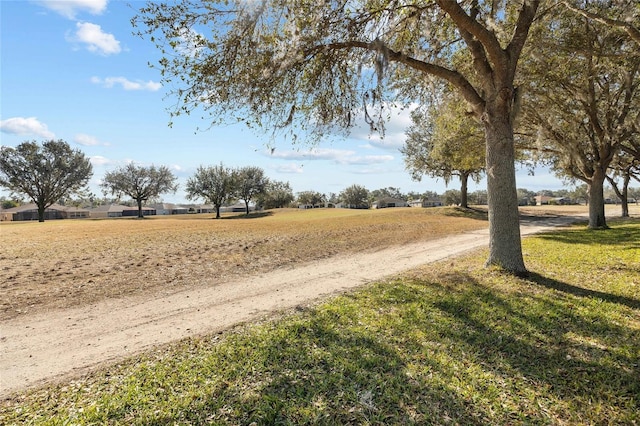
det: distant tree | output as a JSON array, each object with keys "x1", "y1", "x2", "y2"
[
  {"x1": 569, "y1": 184, "x2": 590, "y2": 205},
  {"x1": 516, "y1": 188, "x2": 536, "y2": 206},
  {"x1": 606, "y1": 153, "x2": 640, "y2": 217},
  {"x1": 257, "y1": 180, "x2": 294, "y2": 209},
  {"x1": 370, "y1": 187, "x2": 406, "y2": 201},
  {"x1": 325, "y1": 192, "x2": 340, "y2": 205},
  {"x1": 186, "y1": 164, "x2": 235, "y2": 219},
  {"x1": 101, "y1": 163, "x2": 178, "y2": 218},
  {"x1": 407, "y1": 190, "x2": 440, "y2": 201},
  {"x1": 234, "y1": 166, "x2": 268, "y2": 215},
  {"x1": 469, "y1": 190, "x2": 488, "y2": 206},
  {"x1": 402, "y1": 93, "x2": 485, "y2": 209},
  {"x1": 340, "y1": 184, "x2": 369, "y2": 209},
  {"x1": 0, "y1": 140, "x2": 93, "y2": 222},
  {"x1": 442, "y1": 189, "x2": 462, "y2": 206},
  {"x1": 1, "y1": 197, "x2": 20, "y2": 209},
  {"x1": 629, "y1": 186, "x2": 640, "y2": 203},
  {"x1": 297, "y1": 191, "x2": 324, "y2": 207}
]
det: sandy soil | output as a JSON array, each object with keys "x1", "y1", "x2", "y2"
[{"x1": 0, "y1": 215, "x2": 582, "y2": 399}]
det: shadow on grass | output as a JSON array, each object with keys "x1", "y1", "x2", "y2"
[
  {"x1": 33, "y1": 271, "x2": 639, "y2": 424},
  {"x1": 125, "y1": 275, "x2": 638, "y2": 424},
  {"x1": 156, "y1": 307, "x2": 486, "y2": 425},
  {"x1": 535, "y1": 221, "x2": 640, "y2": 248},
  {"x1": 527, "y1": 272, "x2": 640, "y2": 310},
  {"x1": 425, "y1": 274, "x2": 640, "y2": 421},
  {"x1": 441, "y1": 206, "x2": 488, "y2": 221},
  {"x1": 220, "y1": 211, "x2": 274, "y2": 220}
]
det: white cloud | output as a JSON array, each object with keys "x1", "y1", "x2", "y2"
[
  {"x1": 89, "y1": 155, "x2": 112, "y2": 166},
  {"x1": 267, "y1": 147, "x2": 393, "y2": 166},
  {"x1": 35, "y1": 0, "x2": 108, "y2": 19},
  {"x1": 268, "y1": 148, "x2": 356, "y2": 161},
  {"x1": 68, "y1": 22, "x2": 120, "y2": 55},
  {"x1": 91, "y1": 76, "x2": 161, "y2": 91},
  {"x1": 274, "y1": 163, "x2": 304, "y2": 174},
  {"x1": 74, "y1": 133, "x2": 109, "y2": 146},
  {"x1": 175, "y1": 27, "x2": 204, "y2": 57},
  {"x1": 338, "y1": 155, "x2": 395, "y2": 165},
  {"x1": 0, "y1": 117, "x2": 55, "y2": 139}
]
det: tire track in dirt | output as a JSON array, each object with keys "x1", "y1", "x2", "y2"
[{"x1": 0, "y1": 217, "x2": 580, "y2": 398}]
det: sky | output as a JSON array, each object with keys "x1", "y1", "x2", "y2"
[{"x1": 0, "y1": 0, "x2": 569, "y2": 204}]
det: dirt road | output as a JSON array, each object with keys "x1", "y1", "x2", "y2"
[{"x1": 0, "y1": 217, "x2": 578, "y2": 398}]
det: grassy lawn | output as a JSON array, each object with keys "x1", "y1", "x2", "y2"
[{"x1": 1, "y1": 219, "x2": 639, "y2": 425}]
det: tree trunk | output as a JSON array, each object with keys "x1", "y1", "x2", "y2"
[
  {"x1": 588, "y1": 169, "x2": 607, "y2": 228},
  {"x1": 483, "y1": 107, "x2": 526, "y2": 274},
  {"x1": 137, "y1": 199, "x2": 144, "y2": 218},
  {"x1": 620, "y1": 175, "x2": 630, "y2": 218},
  {"x1": 245, "y1": 200, "x2": 250, "y2": 215},
  {"x1": 460, "y1": 171, "x2": 469, "y2": 209},
  {"x1": 215, "y1": 204, "x2": 221, "y2": 219},
  {"x1": 37, "y1": 203, "x2": 45, "y2": 222}
]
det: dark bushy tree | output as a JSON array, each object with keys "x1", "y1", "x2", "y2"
[
  {"x1": 340, "y1": 184, "x2": 370, "y2": 209},
  {"x1": 235, "y1": 166, "x2": 268, "y2": 215},
  {"x1": 186, "y1": 163, "x2": 235, "y2": 218},
  {"x1": 0, "y1": 140, "x2": 92, "y2": 222},
  {"x1": 296, "y1": 191, "x2": 324, "y2": 207},
  {"x1": 257, "y1": 180, "x2": 294, "y2": 209},
  {"x1": 101, "y1": 163, "x2": 178, "y2": 218}
]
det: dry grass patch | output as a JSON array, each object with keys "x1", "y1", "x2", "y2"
[{"x1": 0, "y1": 207, "x2": 486, "y2": 320}]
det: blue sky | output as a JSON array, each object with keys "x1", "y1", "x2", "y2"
[{"x1": 0, "y1": 0, "x2": 568, "y2": 204}]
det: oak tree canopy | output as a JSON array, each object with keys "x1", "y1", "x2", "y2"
[{"x1": 134, "y1": 0, "x2": 542, "y2": 274}]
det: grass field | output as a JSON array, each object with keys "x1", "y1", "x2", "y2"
[
  {"x1": 0, "y1": 207, "x2": 489, "y2": 321},
  {"x1": 1, "y1": 206, "x2": 638, "y2": 424}
]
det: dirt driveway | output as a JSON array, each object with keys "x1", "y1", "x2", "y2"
[{"x1": 0, "y1": 216, "x2": 580, "y2": 399}]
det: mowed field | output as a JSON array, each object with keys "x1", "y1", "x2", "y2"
[{"x1": 0, "y1": 207, "x2": 494, "y2": 321}]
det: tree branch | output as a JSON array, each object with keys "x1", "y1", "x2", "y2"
[
  {"x1": 305, "y1": 40, "x2": 485, "y2": 114},
  {"x1": 562, "y1": 1, "x2": 640, "y2": 46},
  {"x1": 435, "y1": 0, "x2": 506, "y2": 75}
]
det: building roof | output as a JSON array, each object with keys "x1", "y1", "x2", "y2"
[{"x1": 2, "y1": 203, "x2": 89, "y2": 213}]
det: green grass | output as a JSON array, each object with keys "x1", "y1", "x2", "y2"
[{"x1": 2, "y1": 221, "x2": 639, "y2": 425}]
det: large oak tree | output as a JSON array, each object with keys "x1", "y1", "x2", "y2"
[
  {"x1": 521, "y1": 5, "x2": 640, "y2": 228},
  {"x1": 135, "y1": 0, "x2": 541, "y2": 274},
  {"x1": 0, "y1": 140, "x2": 92, "y2": 222},
  {"x1": 101, "y1": 163, "x2": 178, "y2": 218},
  {"x1": 235, "y1": 166, "x2": 268, "y2": 215},
  {"x1": 186, "y1": 163, "x2": 236, "y2": 218}
]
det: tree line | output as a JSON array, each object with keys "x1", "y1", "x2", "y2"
[{"x1": 0, "y1": 141, "x2": 289, "y2": 221}]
